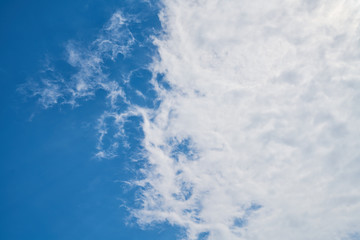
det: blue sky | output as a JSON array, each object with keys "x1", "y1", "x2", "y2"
[
  {"x1": 1, "y1": 0, "x2": 360, "y2": 240},
  {"x1": 0, "y1": 0, "x2": 181, "y2": 239}
]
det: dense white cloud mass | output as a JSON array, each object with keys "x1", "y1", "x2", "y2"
[
  {"x1": 22, "y1": 1, "x2": 360, "y2": 239},
  {"x1": 134, "y1": 0, "x2": 360, "y2": 239}
]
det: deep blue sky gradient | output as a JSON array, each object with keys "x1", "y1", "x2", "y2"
[{"x1": 0, "y1": 0, "x2": 183, "y2": 239}]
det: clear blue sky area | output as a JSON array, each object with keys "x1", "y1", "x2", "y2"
[{"x1": 0, "y1": 0, "x2": 182, "y2": 239}]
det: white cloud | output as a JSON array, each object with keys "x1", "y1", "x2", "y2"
[
  {"x1": 20, "y1": 10, "x2": 133, "y2": 109},
  {"x1": 20, "y1": 10, "x2": 137, "y2": 158},
  {"x1": 133, "y1": 0, "x2": 360, "y2": 239}
]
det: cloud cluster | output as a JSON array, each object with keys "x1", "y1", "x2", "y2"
[{"x1": 134, "y1": 0, "x2": 360, "y2": 239}]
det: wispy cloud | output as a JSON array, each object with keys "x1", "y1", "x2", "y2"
[
  {"x1": 19, "y1": 10, "x2": 144, "y2": 158},
  {"x1": 19, "y1": 10, "x2": 133, "y2": 109}
]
